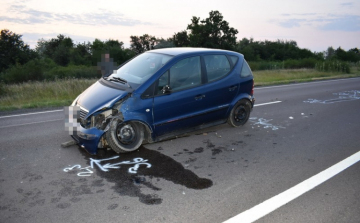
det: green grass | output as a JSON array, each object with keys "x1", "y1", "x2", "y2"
[
  {"x1": 1, "y1": 68, "x2": 360, "y2": 111},
  {"x1": 253, "y1": 68, "x2": 360, "y2": 86},
  {"x1": 0, "y1": 78, "x2": 98, "y2": 111}
]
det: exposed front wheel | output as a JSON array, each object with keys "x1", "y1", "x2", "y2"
[
  {"x1": 227, "y1": 99, "x2": 251, "y2": 127},
  {"x1": 106, "y1": 119, "x2": 144, "y2": 153}
]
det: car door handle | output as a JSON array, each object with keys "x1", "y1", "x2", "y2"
[
  {"x1": 194, "y1": 94, "x2": 205, "y2": 100},
  {"x1": 229, "y1": 85, "x2": 238, "y2": 91}
]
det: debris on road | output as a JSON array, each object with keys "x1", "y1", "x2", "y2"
[{"x1": 61, "y1": 140, "x2": 77, "y2": 148}]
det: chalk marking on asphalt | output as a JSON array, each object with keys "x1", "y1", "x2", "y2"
[
  {"x1": 223, "y1": 150, "x2": 360, "y2": 223},
  {"x1": 254, "y1": 101, "x2": 282, "y2": 107},
  {"x1": 0, "y1": 119, "x2": 62, "y2": 129},
  {"x1": 0, "y1": 109, "x2": 63, "y2": 119}
]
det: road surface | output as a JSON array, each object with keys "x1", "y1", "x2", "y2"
[{"x1": 1, "y1": 78, "x2": 359, "y2": 223}]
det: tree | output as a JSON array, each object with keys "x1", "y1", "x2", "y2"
[
  {"x1": 70, "y1": 42, "x2": 92, "y2": 66},
  {"x1": 333, "y1": 47, "x2": 360, "y2": 62},
  {"x1": 172, "y1": 30, "x2": 190, "y2": 47},
  {"x1": 36, "y1": 34, "x2": 74, "y2": 66},
  {"x1": 0, "y1": 29, "x2": 38, "y2": 73},
  {"x1": 154, "y1": 38, "x2": 175, "y2": 49},
  {"x1": 325, "y1": 47, "x2": 335, "y2": 60},
  {"x1": 90, "y1": 38, "x2": 132, "y2": 66},
  {"x1": 186, "y1": 10, "x2": 238, "y2": 50},
  {"x1": 130, "y1": 34, "x2": 157, "y2": 54}
]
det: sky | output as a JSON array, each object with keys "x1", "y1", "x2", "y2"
[{"x1": 1, "y1": 0, "x2": 360, "y2": 52}]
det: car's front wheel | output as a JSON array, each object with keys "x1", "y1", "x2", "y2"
[
  {"x1": 227, "y1": 99, "x2": 251, "y2": 127},
  {"x1": 106, "y1": 119, "x2": 144, "y2": 153}
]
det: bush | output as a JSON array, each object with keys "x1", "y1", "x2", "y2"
[
  {"x1": 315, "y1": 61, "x2": 350, "y2": 73},
  {"x1": 283, "y1": 58, "x2": 317, "y2": 69},
  {"x1": 0, "y1": 58, "x2": 56, "y2": 83},
  {"x1": 0, "y1": 58, "x2": 100, "y2": 83},
  {"x1": 44, "y1": 65, "x2": 100, "y2": 80},
  {"x1": 248, "y1": 58, "x2": 319, "y2": 71}
]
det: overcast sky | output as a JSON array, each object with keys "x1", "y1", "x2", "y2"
[{"x1": 1, "y1": 0, "x2": 359, "y2": 52}]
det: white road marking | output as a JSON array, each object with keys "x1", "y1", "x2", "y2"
[
  {"x1": 0, "y1": 109, "x2": 63, "y2": 119},
  {"x1": 254, "y1": 101, "x2": 282, "y2": 107},
  {"x1": 0, "y1": 119, "x2": 62, "y2": 129},
  {"x1": 0, "y1": 100, "x2": 281, "y2": 127},
  {"x1": 0, "y1": 100, "x2": 282, "y2": 120},
  {"x1": 223, "y1": 150, "x2": 360, "y2": 223},
  {"x1": 255, "y1": 77, "x2": 360, "y2": 90}
]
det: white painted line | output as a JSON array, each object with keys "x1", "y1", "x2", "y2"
[
  {"x1": 223, "y1": 150, "x2": 360, "y2": 223},
  {"x1": 0, "y1": 119, "x2": 62, "y2": 129},
  {"x1": 0, "y1": 100, "x2": 281, "y2": 119},
  {"x1": 0, "y1": 109, "x2": 63, "y2": 119},
  {"x1": 256, "y1": 77, "x2": 360, "y2": 90},
  {"x1": 254, "y1": 101, "x2": 282, "y2": 107}
]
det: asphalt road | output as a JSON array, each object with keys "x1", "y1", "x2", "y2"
[{"x1": 0, "y1": 78, "x2": 359, "y2": 223}]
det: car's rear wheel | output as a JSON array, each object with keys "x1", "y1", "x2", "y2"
[
  {"x1": 227, "y1": 99, "x2": 251, "y2": 127},
  {"x1": 106, "y1": 119, "x2": 144, "y2": 153}
]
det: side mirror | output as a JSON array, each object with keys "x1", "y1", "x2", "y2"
[{"x1": 162, "y1": 85, "x2": 171, "y2": 94}]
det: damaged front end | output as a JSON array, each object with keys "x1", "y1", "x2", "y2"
[{"x1": 65, "y1": 95, "x2": 127, "y2": 155}]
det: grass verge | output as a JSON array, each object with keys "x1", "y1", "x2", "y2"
[
  {"x1": 1, "y1": 68, "x2": 360, "y2": 111},
  {"x1": 253, "y1": 68, "x2": 360, "y2": 86},
  {"x1": 0, "y1": 78, "x2": 97, "y2": 111}
]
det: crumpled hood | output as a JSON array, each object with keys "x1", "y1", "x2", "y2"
[{"x1": 76, "y1": 80, "x2": 129, "y2": 117}]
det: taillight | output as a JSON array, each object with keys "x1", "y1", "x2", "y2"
[{"x1": 251, "y1": 80, "x2": 254, "y2": 95}]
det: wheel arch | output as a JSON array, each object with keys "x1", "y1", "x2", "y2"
[
  {"x1": 227, "y1": 93, "x2": 254, "y2": 117},
  {"x1": 121, "y1": 119, "x2": 154, "y2": 144}
]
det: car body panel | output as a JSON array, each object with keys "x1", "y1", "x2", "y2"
[{"x1": 76, "y1": 80, "x2": 129, "y2": 118}]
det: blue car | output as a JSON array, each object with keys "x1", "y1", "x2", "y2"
[{"x1": 65, "y1": 48, "x2": 255, "y2": 154}]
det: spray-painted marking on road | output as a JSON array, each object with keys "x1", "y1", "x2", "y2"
[
  {"x1": 63, "y1": 156, "x2": 151, "y2": 176},
  {"x1": 63, "y1": 165, "x2": 93, "y2": 177},
  {"x1": 249, "y1": 117, "x2": 285, "y2": 131},
  {"x1": 304, "y1": 90, "x2": 360, "y2": 104}
]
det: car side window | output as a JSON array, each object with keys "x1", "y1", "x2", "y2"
[
  {"x1": 156, "y1": 70, "x2": 169, "y2": 95},
  {"x1": 229, "y1": 55, "x2": 239, "y2": 66},
  {"x1": 240, "y1": 60, "x2": 253, "y2": 78},
  {"x1": 204, "y1": 55, "x2": 231, "y2": 82},
  {"x1": 156, "y1": 56, "x2": 201, "y2": 95},
  {"x1": 170, "y1": 56, "x2": 201, "y2": 91}
]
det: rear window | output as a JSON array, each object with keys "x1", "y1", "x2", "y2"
[{"x1": 240, "y1": 60, "x2": 253, "y2": 78}]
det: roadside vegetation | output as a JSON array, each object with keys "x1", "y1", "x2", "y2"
[
  {"x1": 1, "y1": 10, "x2": 359, "y2": 111},
  {"x1": 0, "y1": 78, "x2": 98, "y2": 111}
]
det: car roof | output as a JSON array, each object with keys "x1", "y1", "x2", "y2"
[{"x1": 148, "y1": 47, "x2": 240, "y2": 56}]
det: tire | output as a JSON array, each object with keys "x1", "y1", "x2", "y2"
[
  {"x1": 227, "y1": 99, "x2": 251, "y2": 127},
  {"x1": 106, "y1": 119, "x2": 144, "y2": 153}
]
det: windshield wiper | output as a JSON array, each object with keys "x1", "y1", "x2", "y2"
[{"x1": 106, "y1": 77, "x2": 131, "y2": 88}]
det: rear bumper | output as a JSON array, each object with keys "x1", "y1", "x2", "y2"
[{"x1": 250, "y1": 95, "x2": 255, "y2": 109}]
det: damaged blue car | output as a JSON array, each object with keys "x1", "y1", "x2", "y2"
[{"x1": 65, "y1": 48, "x2": 255, "y2": 155}]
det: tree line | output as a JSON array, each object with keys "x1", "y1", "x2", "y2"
[{"x1": 1, "y1": 10, "x2": 359, "y2": 83}]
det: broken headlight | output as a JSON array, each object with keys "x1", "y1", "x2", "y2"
[{"x1": 90, "y1": 109, "x2": 112, "y2": 130}]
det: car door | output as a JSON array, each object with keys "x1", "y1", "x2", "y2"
[
  {"x1": 193, "y1": 54, "x2": 240, "y2": 122},
  {"x1": 152, "y1": 56, "x2": 206, "y2": 137}
]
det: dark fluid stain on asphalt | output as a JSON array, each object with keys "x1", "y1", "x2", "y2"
[
  {"x1": 194, "y1": 147, "x2": 204, "y2": 153},
  {"x1": 79, "y1": 146, "x2": 213, "y2": 205}
]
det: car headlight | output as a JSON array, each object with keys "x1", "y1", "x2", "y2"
[{"x1": 71, "y1": 95, "x2": 81, "y2": 106}]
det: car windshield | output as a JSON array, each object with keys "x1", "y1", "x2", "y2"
[{"x1": 108, "y1": 52, "x2": 173, "y2": 88}]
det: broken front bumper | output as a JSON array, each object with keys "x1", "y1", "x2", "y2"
[
  {"x1": 65, "y1": 106, "x2": 104, "y2": 155},
  {"x1": 71, "y1": 127, "x2": 104, "y2": 155}
]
